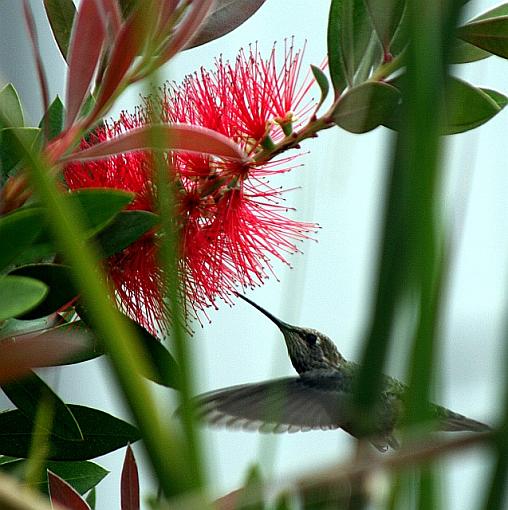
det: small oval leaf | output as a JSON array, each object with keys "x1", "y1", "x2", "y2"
[
  {"x1": 442, "y1": 78, "x2": 506, "y2": 134},
  {"x1": 0, "y1": 207, "x2": 45, "y2": 271},
  {"x1": 310, "y1": 65, "x2": 330, "y2": 113},
  {"x1": 8, "y1": 264, "x2": 77, "y2": 320},
  {"x1": 384, "y1": 77, "x2": 507, "y2": 134},
  {"x1": 0, "y1": 275, "x2": 48, "y2": 322},
  {"x1": 332, "y1": 81, "x2": 400, "y2": 133}
]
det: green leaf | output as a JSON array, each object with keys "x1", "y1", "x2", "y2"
[
  {"x1": 85, "y1": 487, "x2": 96, "y2": 509},
  {"x1": 43, "y1": 0, "x2": 76, "y2": 61},
  {"x1": 482, "y1": 88, "x2": 508, "y2": 109},
  {"x1": 68, "y1": 188, "x2": 134, "y2": 236},
  {"x1": 384, "y1": 77, "x2": 507, "y2": 134},
  {"x1": 8, "y1": 264, "x2": 77, "y2": 320},
  {"x1": 457, "y1": 15, "x2": 508, "y2": 59},
  {"x1": 0, "y1": 208, "x2": 46, "y2": 271},
  {"x1": 310, "y1": 65, "x2": 330, "y2": 114},
  {"x1": 364, "y1": 0, "x2": 405, "y2": 52},
  {"x1": 11, "y1": 243, "x2": 56, "y2": 266},
  {"x1": 95, "y1": 210, "x2": 159, "y2": 258},
  {"x1": 327, "y1": 0, "x2": 374, "y2": 93},
  {"x1": 0, "y1": 405, "x2": 140, "y2": 460},
  {"x1": 470, "y1": 3, "x2": 508, "y2": 22},
  {"x1": 39, "y1": 96, "x2": 65, "y2": 141},
  {"x1": 451, "y1": 39, "x2": 491, "y2": 63},
  {"x1": 0, "y1": 275, "x2": 48, "y2": 321},
  {"x1": 27, "y1": 189, "x2": 134, "y2": 253},
  {"x1": 0, "y1": 127, "x2": 41, "y2": 179},
  {"x1": 442, "y1": 78, "x2": 506, "y2": 134},
  {"x1": 0, "y1": 84, "x2": 24, "y2": 128},
  {"x1": 77, "y1": 306, "x2": 181, "y2": 389},
  {"x1": 332, "y1": 81, "x2": 400, "y2": 133},
  {"x1": 0, "y1": 459, "x2": 107, "y2": 495},
  {"x1": 1, "y1": 370, "x2": 83, "y2": 441},
  {"x1": 132, "y1": 322, "x2": 181, "y2": 389}
]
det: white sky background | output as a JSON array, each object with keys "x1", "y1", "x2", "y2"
[{"x1": 1, "y1": 1, "x2": 508, "y2": 509}]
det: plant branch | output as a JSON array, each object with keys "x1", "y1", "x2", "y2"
[{"x1": 215, "y1": 432, "x2": 493, "y2": 510}]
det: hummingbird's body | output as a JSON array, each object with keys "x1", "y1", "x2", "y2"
[{"x1": 195, "y1": 295, "x2": 489, "y2": 451}]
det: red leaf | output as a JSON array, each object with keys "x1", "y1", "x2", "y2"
[
  {"x1": 65, "y1": 0, "x2": 107, "y2": 128},
  {"x1": 48, "y1": 470, "x2": 91, "y2": 510},
  {"x1": 157, "y1": 0, "x2": 179, "y2": 34},
  {"x1": 91, "y1": 8, "x2": 146, "y2": 120},
  {"x1": 23, "y1": 1, "x2": 50, "y2": 117},
  {"x1": 99, "y1": 0, "x2": 122, "y2": 34},
  {"x1": 0, "y1": 328, "x2": 88, "y2": 384},
  {"x1": 161, "y1": 0, "x2": 215, "y2": 62},
  {"x1": 121, "y1": 445, "x2": 140, "y2": 510},
  {"x1": 60, "y1": 123, "x2": 248, "y2": 162}
]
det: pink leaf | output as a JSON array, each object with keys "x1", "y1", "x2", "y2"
[
  {"x1": 157, "y1": 0, "x2": 179, "y2": 34},
  {"x1": 121, "y1": 445, "x2": 140, "y2": 510},
  {"x1": 162, "y1": 0, "x2": 215, "y2": 62},
  {"x1": 23, "y1": 1, "x2": 50, "y2": 118},
  {"x1": 100, "y1": 0, "x2": 122, "y2": 34},
  {"x1": 0, "y1": 328, "x2": 88, "y2": 384},
  {"x1": 48, "y1": 470, "x2": 91, "y2": 510},
  {"x1": 60, "y1": 124, "x2": 248, "y2": 162},
  {"x1": 65, "y1": 0, "x2": 107, "y2": 128},
  {"x1": 90, "y1": 8, "x2": 146, "y2": 121}
]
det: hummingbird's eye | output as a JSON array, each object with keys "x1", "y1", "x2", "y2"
[{"x1": 306, "y1": 333, "x2": 318, "y2": 346}]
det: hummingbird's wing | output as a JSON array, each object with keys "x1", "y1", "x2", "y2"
[{"x1": 192, "y1": 369, "x2": 399, "y2": 450}]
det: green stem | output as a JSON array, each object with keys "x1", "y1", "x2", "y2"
[
  {"x1": 17, "y1": 138, "x2": 194, "y2": 498},
  {"x1": 370, "y1": 50, "x2": 405, "y2": 82}
]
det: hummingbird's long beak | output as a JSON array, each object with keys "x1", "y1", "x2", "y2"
[{"x1": 235, "y1": 293, "x2": 293, "y2": 331}]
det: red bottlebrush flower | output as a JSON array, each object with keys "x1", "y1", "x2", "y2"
[
  {"x1": 159, "y1": 38, "x2": 315, "y2": 152},
  {"x1": 64, "y1": 42, "x2": 318, "y2": 332}
]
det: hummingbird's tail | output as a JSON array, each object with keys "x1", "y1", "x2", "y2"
[{"x1": 438, "y1": 408, "x2": 491, "y2": 432}]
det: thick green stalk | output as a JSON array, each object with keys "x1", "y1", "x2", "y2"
[
  {"x1": 17, "y1": 139, "x2": 194, "y2": 497},
  {"x1": 352, "y1": 0, "x2": 463, "y2": 439},
  {"x1": 154, "y1": 149, "x2": 205, "y2": 490}
]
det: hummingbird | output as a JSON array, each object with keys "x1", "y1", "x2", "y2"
[{"x1": 194, "y1": 294, "x2": 490, "y2": 451}]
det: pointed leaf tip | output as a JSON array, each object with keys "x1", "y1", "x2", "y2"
[
  {"x1": 65, "y1": 0, "x2": 107, "y2": 127},
  {"x1": 121, "y1": 445, "x2": 139, "y2": 510},
  {"x1": 48, "y1": 470, "x2": 91, "y2": 510}
]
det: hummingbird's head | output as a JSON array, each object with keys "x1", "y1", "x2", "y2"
[{"x1": 236, "y1": 294, "x2": 345, "y2": 374}]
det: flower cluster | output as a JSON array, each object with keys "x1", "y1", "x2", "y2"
[{"x1": 64, "y1": 42, "x2": 317, "y2": 333}]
